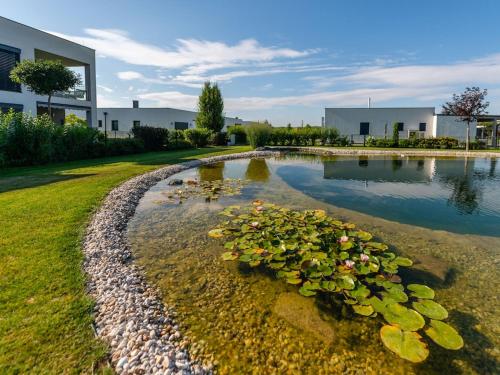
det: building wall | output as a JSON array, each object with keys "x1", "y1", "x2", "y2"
[
  {"x1": 434, "y1": 115, "x2": 477, "y2": 141},
  {"x1": 324, "y1": 107, "x2": 436, "y2": 142},
  {"x1": 96, "y1": 107, "x2": 245, "y2": 137},
  {"x1": 0, "y1": 16, "x2": 97, "y2": 126}
]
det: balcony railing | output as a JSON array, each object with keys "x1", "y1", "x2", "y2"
[{"x1": 54, "y1": 86, "x2": 87, "y2": 100}]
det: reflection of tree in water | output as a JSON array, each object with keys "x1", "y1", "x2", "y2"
[
  {"x1": 245, "y1": 158, "x2": 270, "y2": 182},
  {"x1": 198, "y1": 162, "x2": 224, "y2": 181},
  {"x1": 439, "y1": 158, "x2": 499, "y2": 215}
]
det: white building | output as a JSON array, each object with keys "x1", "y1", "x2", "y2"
[
  {"x1": 97, "y1": 101, "x2": 247, "y2": 137},
  {"x1": 0, "y1": 16, "x2": 97, "y2": 126},
  {"x1": 324, "y1": 107, "x2": 477, "y2": 143}
]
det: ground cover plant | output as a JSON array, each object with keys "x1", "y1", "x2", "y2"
[
  {"x1": 209, "y1": 201, "x2": 463, "y2": 363},
  {"x1": 0, "y1": 145, "x2": 250, "y2": 373}
]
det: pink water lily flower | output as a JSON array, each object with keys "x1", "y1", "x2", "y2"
[
  {"x1": 255, "y1": 206, "x2": 265, "y2": 212},
  {"x1": 344, "y1": 260, "x2": 355, "y2": 269},
  {"x1": 360, "y1": 254, "x2": 369, "y2": 263},
  {"x1": 339, "y1": 235, "x2": 349, "y2": 243},
  {"x1": 250, "y1": 221, "x2": 260, "y2": 228}
]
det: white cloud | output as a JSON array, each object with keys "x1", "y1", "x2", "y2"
[
  {"x1": 97, "y1": 94, "x2": 124, "y2": 107},
  {"x1": 97, "y1": 84, "x2": 113, "y2": 93},
  {"x1": 117, "y1": 71, "x2": 144, "y2": 80},
  {"x1": 138, "y1": 91, "x2": 198, "y2": 110},
  {"x1": 49, "y1": 29, "x2": 312, "y2": 70}
]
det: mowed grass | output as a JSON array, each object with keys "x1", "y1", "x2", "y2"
[{"x1": 0, "y1": 146, "x2": 250, "y2": 374}]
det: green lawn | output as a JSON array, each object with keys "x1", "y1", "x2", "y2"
[{"x1": 0, "y1": 146, "x2": 250, "y2": 374}]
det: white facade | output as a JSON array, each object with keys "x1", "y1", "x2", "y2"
[
  {"x1": 0, "y1": 16, "x2": 97, "y2": 126},
  {"x1": 96, "y1": 103, "x2": 247, "y2": 137},
  {"x1": 325, "y1": 107, "x2": 476, "y2": 142}
]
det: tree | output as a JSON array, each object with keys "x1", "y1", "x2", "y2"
[
  {"x1": 392, "y1": 122, "x2": 400, "y2": 147},
  {"x1": 442, "y1": 87, "x2": 489, "y2": 152},
  {"x1": 64, "y1": 114, "x2": 87, "y2": 126},
  {"x1": 10, "y1": 59, "x2": 81, "y2": 118},
  {"x1": 195, "y1": 82, "x2": 224, "y2": 133}
]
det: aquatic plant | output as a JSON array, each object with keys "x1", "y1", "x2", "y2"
[
  {"x1": 156, "y1": 178, "x2": 248, "y2": 204},
  {"x1": 208, "y1": 201, "x2": 463, "y2": 362}
]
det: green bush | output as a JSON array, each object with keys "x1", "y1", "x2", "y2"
[
  {"x1": 131, "y1": 124, "x2": 168, "y2": 151},
  {"x1": 227, "y1": 125, "x2": 247, "y2": 144},
  {"x1": 168, "y1": 129, "x2": 192, "y2": 150},
  {"x1": 245, "y1": 123, "x2": 272, "y2": 148},
  {"x1": 392, "y1": 123, "x2": 400, "y2": 147},
  {"x1": 184, "y1": 128, "x2": 213, "y2": 148},
  {"x1": 210, "y1": 131, "x2": 228, "y2": 146},
  {"x1": 105, "y1": 138, "x2": 144, "y2": 155}
]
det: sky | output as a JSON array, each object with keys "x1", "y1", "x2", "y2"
[{"x1": 2, "y1": 0, "x2": 500, "y2": 125}]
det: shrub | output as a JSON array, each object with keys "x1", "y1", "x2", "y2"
[
  {"x1": 105, "y1": 138, "x2": 144, "y2": 156},
  {"x1": 184, "y1": 128, "x2": 213, "y2": 148},
  {"x1": 227, "y1": 125, "x2": 247, "y2": 144},
  {"x1": 210, "y1": 131, "x2": 228, "y2": 146},
  {"x1": 168, "y1": 129, "x2": 191, "y2": 150},
  {"x1": 131, "y1": 124, "x2": 168, "y2": 151},
  {"x1": 245, "y1": 123, "x2": 272, "y2": 148}
]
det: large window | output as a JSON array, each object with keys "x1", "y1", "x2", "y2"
[
  {"x1": 419, "y1": 122, "x2": 426, "y2": 131},
  {"x1": 397, "y1": 122, "x2": 404, "y2": 131},
  {"x1": 98, "y1": 120, "x2": 102, "y2": 128},
  {"x1": 133, "y1": 120, "x2": 140, "y2": 127},
  {"x1": 111, "y1": 120, "x2": 119, "y2": 131},
  {"x1": 359, "y1": 122, "x2": 370, "y2": 135},
  {"x1": 0, "y1": 44, "x2": 21, "y2": 92},
  {"x1": 0, "y1": 102, "x2": 23, "y2": 113},
  {"x1": 174, "y1": 121, "x2": 188, "y2": 130}
]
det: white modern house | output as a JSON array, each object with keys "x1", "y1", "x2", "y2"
[
  {"x1": 324, "y1": 107, "x2": 477, "y2": 143},
  {"x1": 0, "y1": 16, "x2": 97, "y2": 126},
  {"x1": 97, "y1": 101, "x2": 248, "y2": 137}
]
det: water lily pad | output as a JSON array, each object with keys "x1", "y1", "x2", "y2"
[
  {"x1": 383, "y1": 303, "x2": 425, "y2": 331},
  {"x1": 352, "y1": 304, "x2": 374, "y2": 316},
  {"x1": 299, "y1": 286, "x2": 316, "y2": 297},
  {"x1": 356, "y1": 230, "x2": 373, "y2": 241},
  {"x1": 425, "y1": 320, "x2": 463, "y2": 350},
  {"x1": 340, "y1": 241, "x2": 354, "y2": 251},
  {"x1": 335, "y1": 275, "x2": 355, "y2": 290},
  {"x1": 286, "y1": 278, "x2": 302, "y2": 285},
  {"x1": 407, "y1": 284, "x2": 435, "y2": 299},
  {"x1": 221, "y1": 252, "x2": 238, "y2": 261},
  {"x1": 394, "y1": 257, "x2": 413, "y2": 267},
  {"x1": 208, "y1": 228, "x2": 224, "y2": 238},
  {"x1": 381, "y1": 288, "x2": 408, "y2": 303},
  {"x1": 366, "y1": 242, "x2": 388, "y2": 251},
  {"x1": 412, "y1": 300, "x2": 448, "y2": 320},
  {"x1": 380, "y1": 325, "x2": 429, "y2": 363}
]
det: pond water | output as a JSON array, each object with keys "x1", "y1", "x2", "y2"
[{"x1": 128, "y1": 154, "x2": 500, "y2": 374}]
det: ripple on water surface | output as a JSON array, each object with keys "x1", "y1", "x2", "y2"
[{"x1": 128, "y1": 155, "x2": 500, "y2": 374}]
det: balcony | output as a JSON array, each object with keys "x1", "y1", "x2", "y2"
[{"x1": 35, "y1": 49, "x2": 90, "y2": 102}]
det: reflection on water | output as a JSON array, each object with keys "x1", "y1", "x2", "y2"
[
  {"x1": 128, "y1": 154, "x2": 500, "y2": 375},
  {"x1": 198, "y1": 162, "x2": 225, "y2": 181},
  {"x1": 280, "y1": 155, "x2": 500, "y2": 236}
]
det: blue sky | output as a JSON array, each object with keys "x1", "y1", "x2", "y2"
[{"x1": 3, "y1": 0, "x2": 500, "y2": 125}]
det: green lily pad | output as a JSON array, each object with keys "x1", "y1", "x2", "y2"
[
  {"x1": 286, "y1": 278, "x2": 302, "y2": 285},
  {"x1": 380, "y1": 325, "x2": 429, "y2": 363},
  {"x1": 393, "y1": 257, "x2": 413, "y2": 267},
  {"x1": 383, "y1": 303, "x2": 425, "y2": 331},
  {"x1": 208, "y1": 228, "x2": 224, "y2": 238},
  {"x1": 412, "y1": 300, "x2": 448, "y2": 320},
  {"x1": 366, "y1": 242, "x2": 388, "y2": 251},
  {"x1": 299, "y1": 286, "x2": 316, "y2": 297},
  {"x1": 407, "y1": 284, "x2": 435, "y2": 299},
  {"x1": 356, "y1": 230, "x2": 373, "y2": 241},
  {"x1": 221, "y1": 252, "x2": 238, "y2": 261},
  {"x1": 335, "y1": 275, "x2": 355, "y2": 290},
  {"x1": 381, "y1": 288, "x2": 408, "y2": 303},
  {"x1": 340, "y1": 241, "x2": 354, "y2": 251},
  {"x1": 352, "y1": 304, "x2": 374, "y2": 316},
  {"x1": 425, "y1": 320, "x2": 463, "y2": 350}
]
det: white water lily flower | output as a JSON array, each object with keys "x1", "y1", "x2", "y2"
[
  {"x1": 345, "y1": 260, "x2": 355, "y2": 269},
  {"x1": 339, "y1": 235, "x2": 349, "y2": 243}
]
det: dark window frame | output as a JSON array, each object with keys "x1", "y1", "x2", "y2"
[
  {"x1": 0, "y1": 102, "x2": 23, "y2": 113},
  {"x1": 0, "y1": 43, "x2": 21, "y2": 93},
  {"x1": 359, "y1": 122, "x2": 370, "y2": 135},
  {"x1": 98, "y1": 120, "x2": 103, "y2": 128},
  {"x1": 111, "y1": 120, "x2": 119, "y2": 131},
  {"x1": 397, "y1": 122, "x2": 404, "y2": 131},
  {"x1": 419, "y1": 122, "x2": 426, "y2": 132},
  {"x1": 174, "y1": 121, "x2": 189, "y2": 130},
  {"x1": 133, "y1": 120, "x2": 141, "y2": 127}
]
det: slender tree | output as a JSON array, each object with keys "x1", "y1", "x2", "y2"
[
  {"x1": 10, "y1": 59, "x2": 81, "y2": 118},
  {"x1": 442, "y1": 87, "x2": 489, "y2": 152},
  {"x1": 195, "y1": 82, "x2": 225, "y2": 133}
]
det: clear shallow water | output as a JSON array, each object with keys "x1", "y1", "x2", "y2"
[{"x1": 128, "y1": 154, "x2": 500, "y2": 374}]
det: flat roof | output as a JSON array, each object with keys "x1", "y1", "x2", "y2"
[
  {"x1": 0, "y1": 16, "x2": 95, "y2": 52},
  {"x1": 325, "y1": 107, "x2": 435, "y2": 110}
]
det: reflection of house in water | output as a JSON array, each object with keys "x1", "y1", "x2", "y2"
[
  {"x1": 245, "y1": 158, "x2": 270, "y2": 182},
  {"x1": 198, "y1": 162, "x2": 225, "y2": 181},
  {"x1": 323, "y1": 157, "x2": 435, "y2": 183}
]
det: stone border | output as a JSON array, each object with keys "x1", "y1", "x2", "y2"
[
  {"x1": 263, "y1": 146, "x2": 499, "y2": 158},
  {"x1": 83, "y1": 150, "x2": 279, "y2": 374}
]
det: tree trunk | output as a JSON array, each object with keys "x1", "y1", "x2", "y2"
[{"x1": 466, "y1": 122, "x2": 470, "y2": 152}]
